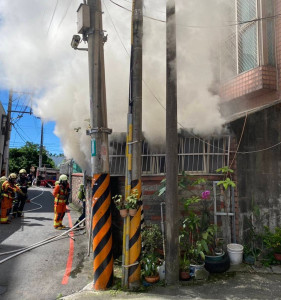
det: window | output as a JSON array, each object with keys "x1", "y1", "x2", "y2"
[
  {"x1": 237, "y1": 0, "x2": 258, "y2": 73},
  {"x1": 109, "y1": 134, "x2": 230, "y2": 176},
  {"x1": 221, "y1": 0, "x2": 275, "y2": 79}
]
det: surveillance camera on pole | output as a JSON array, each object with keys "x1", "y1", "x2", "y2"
[
  {"x1": 70, "y1": 34, "x2": 88, "y2": 51},
  {"x1": 71, "y1": 35, "x2": 81, "y2": 49}
]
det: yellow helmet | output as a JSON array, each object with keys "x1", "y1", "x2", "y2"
[
  {"x1": 59, "y1": 174, "x2": 68, "y2": 182},
  {"x1": 19, "y1": 169, "x2": 27, "y2": 174},
  {"x1": 8, "y1": 173, "x2": 17, "y2": 180},
  {"x1": 55, "y1": 181, "x2": 59, "y2": 186},
  {"x1": 0, "y1": 176, "x2": 7, "y2": 181}
]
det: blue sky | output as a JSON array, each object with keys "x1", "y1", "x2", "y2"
[{"x1": 0, "y1": 89, "x2": 63, "y2": 155}]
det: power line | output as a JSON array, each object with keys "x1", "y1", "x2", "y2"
[
  {"x1": 56, "y1": 0, "x2": 73, "y2": 33},
  {"x1": 47, "y1": 0, "x2": 59, "y2": 35},
  {"x1": 109, "y1": 0, "x2": 281, "y2": 28}
]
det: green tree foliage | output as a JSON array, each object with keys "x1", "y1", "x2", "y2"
[{"x1": 9, "y1": 142, "x2": 55, "y2": 173}]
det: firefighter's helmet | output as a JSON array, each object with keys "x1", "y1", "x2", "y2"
[
  {"x1": 55, "y1": 181, "x2": 59, "y2": 186},
  {"x1": 19, "y1": 169, "x2": 27, "y2": 174},
  {"x1": 8, "y1": 173, "x2": 17, "y2": 180},
  {"x1": 59, "y1": 174, "x2": 68, "y2": 182},
  {"x1": 0, "y1": 176, "x2": 7, "y2": 181}
]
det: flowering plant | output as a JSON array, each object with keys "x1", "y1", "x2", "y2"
[{"x1": 201, "y1": 190, "x2": 210, "y2": 200}]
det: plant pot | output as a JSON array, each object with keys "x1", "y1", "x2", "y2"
[
  {"x1": 204, "y1": 253, "x2": 230, "y2": 273},
  {"x1": 190, "y1": 262, "x2": 205, "y2": 277},
  {"x1": 129, "y1": 208, "x2": 137, "y2": 216},
  {"x1": 244, "y1": 254, "x2": 255, "y2": 265},
  {"x1": 144, "y1": 274, "x2": 160, "y2": 283},
  {"x1": 205, "y1": 252, "x2": 225, "y2": 262},
  {"x1": 119, "y1": 209, "x2": 128, "y2": 218},
  {"x1": 274, "y1": 253, "x2": 281, "y2": 261},
  {"x1": 180, "y1": 270, "x2": 190, "y2": 281}
]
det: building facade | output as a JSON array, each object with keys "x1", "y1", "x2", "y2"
[{"x1": 219, "y1": 0, "x2": 281, "y2": 240}]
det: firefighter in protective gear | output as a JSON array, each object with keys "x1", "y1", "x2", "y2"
[
  {"x1": 12, "y1": 169, "x2": 30, "y2": 218},
  {"x1": 1, "y1": 173, "x2": 24, "y2": 224},
  {"x1": 53, "y1": 174, "x2": 70, "y2": 229},
  {"x1": 0, "y1": 176, "x2": 7, "y2": 205},
  {"x1": 74, "y1": 184, "x2": 86, "y2": 227}
]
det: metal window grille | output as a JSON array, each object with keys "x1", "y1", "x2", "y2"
[
  {"x1": 237, "y1": 0, "x2": 258, "y2": 73},
  {"x1": 220, "y1": 0, "x2": 275, "y2": 80},
  {"x1": 109, "y1": 135, "x2": 230, "y2": 176}
]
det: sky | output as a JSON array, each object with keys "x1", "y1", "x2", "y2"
[
  {"x1": 0, "y1": 89, "x2": 63, "y2": 155},
  {"x1": 0, "y1": 0, "x2": 231, "y2": 173}
]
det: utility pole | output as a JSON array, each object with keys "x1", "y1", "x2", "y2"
[
  {"x1": 87, "y1": 0, "x2": 113, "y2": 290},
  {"x1": 39, "y1": 120, "x2": 44, "y2": 169},
  {"x1": 122, "y1": 0, "x2": 143, "y2": 289},
  {"x1": 3, "y1": 90, "x2": 13, "y2": 177},
  {"x1": 166, "y1": 0, "x2": 179, "y2": 285}
]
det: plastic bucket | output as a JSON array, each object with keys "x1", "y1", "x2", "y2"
[{"x1": 227, "y1": 243, "x2": 243, "y2": 265}]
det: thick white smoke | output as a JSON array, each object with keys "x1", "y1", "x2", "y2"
[{"x1": 0, "y1": 0, "x2": 229, "y2": 172}]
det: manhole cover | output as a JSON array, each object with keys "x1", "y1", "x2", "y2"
[{"x1": 0, "y1": 286, "x2": 7, "y2": 295}]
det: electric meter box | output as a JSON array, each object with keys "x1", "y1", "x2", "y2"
[{"x1": 77, "y1": 4, "x2": 90, "y2": 34}]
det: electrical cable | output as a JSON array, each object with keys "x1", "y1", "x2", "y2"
[
  {"x1": 56, "y1": 0, "x2": 73, "y2": 33},
  {"x1": 109, "y1": 0, "x2": 281, "y2": 28},
  {"x1": 47, "y1": 0, "x2": 59, "y2": 35}
]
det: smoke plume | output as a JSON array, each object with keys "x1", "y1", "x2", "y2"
[{"x1": 0, "y1": 0, "x2": 230, "y2": 172}]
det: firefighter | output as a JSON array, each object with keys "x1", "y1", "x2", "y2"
[
  {"x1": 74, "y1": 184, "x2": 86, "y2": 227},
  {"x1": 1, "y1": 173, "x2": 24, "y2": 224},
  {"x1": 53, "y1": 174, "x2": 70, "y2": 229},
  {"x1": 0, "y1": 176, "x2": 7, "y2": 205},
  {"x1": 12, "y1": 169, "x2": 30, "y2": 218}
]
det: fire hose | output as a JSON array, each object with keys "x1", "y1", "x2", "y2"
[{"x1": 0, "y1": 218, "x2": 85, "y2": 264}]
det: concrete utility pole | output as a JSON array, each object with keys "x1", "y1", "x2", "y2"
[
  {"x1": 122, "y1": 0, "x2": 143, "y2": 289},
  {"x1": 4, "y1": 90, "x2": 13, "y2": 177},
  {"x1": 87, "y1": 0, "x2": 113, "y2": 290},
  {"x1": 165, "y1": 0, "x2": 179, "y2": 285}
]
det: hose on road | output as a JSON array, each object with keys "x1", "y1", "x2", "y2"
[{"x1": 0, "y1": 218, "x2": 86, "y2": 264}]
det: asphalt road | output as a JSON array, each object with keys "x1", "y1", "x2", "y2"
[{"x1": 0, "y1": 187, "x2": 93, "y2": 300}]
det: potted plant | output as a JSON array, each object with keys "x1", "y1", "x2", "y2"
[
  {"x1": 263, "y1": 226, "x2": 281, "y2": 261},
  {"x1": 112, "y1": 194, "x2": 127, "y2": 217},
  {"x1": 203, "y1": 225, "x2": 225, "y2": 261},
  {"x1": 142, "y1": 223, "x2": 163, "y2": 256},
  {"x1": 141, "y1": 253, "x2": 160, "y2": 283},
  {"x1": 126, "y1": 189, "x2": 139, "y2": 216},
  {"x1": 179, "y1": 252, "x2": 190, "y2": 280}
]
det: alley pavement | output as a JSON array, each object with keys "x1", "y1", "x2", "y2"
[
  {"x1": 0, "y1": 187, "x2": 93, "y2": 300},
  {"x1": 62, "y1": 264, "x2": 281, "y2": 300}
]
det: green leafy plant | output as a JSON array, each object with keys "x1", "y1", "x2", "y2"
[
  {"x1": 216, "y1": 166, "x2": 236, "y2": 190},
  {"x1": 112, "y1": 194, "x2": 125, "y2": 210},
  {"x1": 201, "y1": 224, "x2": 223, "y2": 256},
  {"x1": 180, "y1": 252, "x2": 190, "y2": 272},
  {"x1": 142, "y1": 224, "x2": 162, "y2": 255},
  {"x1": 141, "y1": 253, "x2": 159, "y2": 277},
  {"x1": 126, "y1": 189, "x2": 139, "y2": 209},
  {"x1": 263, "y1": 226, "x2": 281, "y2": 253}
]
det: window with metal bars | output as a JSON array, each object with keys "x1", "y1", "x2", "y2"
[{"x1": 109, "y1": 134, "x2": 230, "y2": 176}]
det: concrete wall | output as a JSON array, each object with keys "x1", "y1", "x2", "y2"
[{"x1": 230, "y1": 104, "x2": 281, "y2": 241}]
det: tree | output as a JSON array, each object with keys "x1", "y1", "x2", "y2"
[{"x1": 9, "y1": 142, "x2": 55, "y2": 173}]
